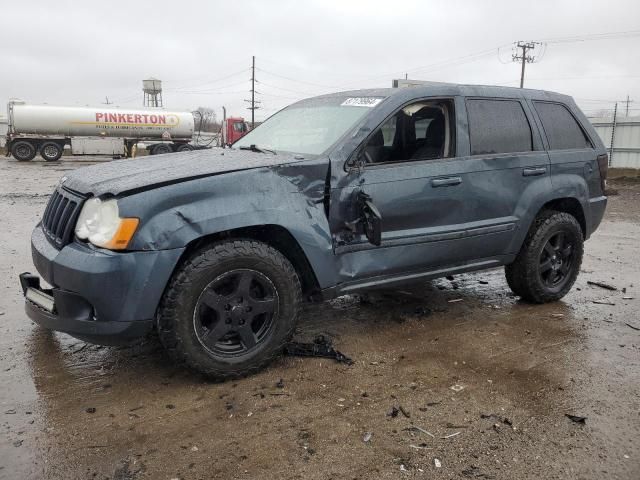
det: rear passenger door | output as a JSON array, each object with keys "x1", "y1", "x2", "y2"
[{"x1": 454, "y1": 97, "x2": 552, "y2": 258}]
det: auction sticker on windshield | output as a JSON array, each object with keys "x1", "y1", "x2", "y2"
[{"x1": 341, "y1": 97, "x2": 383, "y2": 107}]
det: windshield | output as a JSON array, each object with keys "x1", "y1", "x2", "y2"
[{"x1": 233, "y1": 96, "x2": 385, "y2": 155}]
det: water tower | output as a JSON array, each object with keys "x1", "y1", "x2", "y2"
[{"x1": 143, "y1": 78, "x2": 163, "y2": 107}]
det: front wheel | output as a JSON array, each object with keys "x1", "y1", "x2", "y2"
[
  {"x1": 11, "y1": 140, "x2": 37, "y2": 161},
  {"x1": 505, "y1": 211, "x2": 584, "y2": 303},
  {"x1": 157, "y1": 240, "x2": 301, "y2": 379}
]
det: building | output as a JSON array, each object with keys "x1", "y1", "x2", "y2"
[{"x1": 590, "y1": 116, "x2": 640, "y2": 169}]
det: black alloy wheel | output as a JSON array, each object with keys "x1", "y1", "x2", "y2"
[{"x1": 193, "y1": 269, "x2": 278, "y2": 357}]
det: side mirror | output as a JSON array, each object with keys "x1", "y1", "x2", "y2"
[
  {"x1": 355, "y1": 191, "x2": 382, "y2": 246},
  {"x1": 362, "y1": 198, "x2": 382, "y2": 246}
]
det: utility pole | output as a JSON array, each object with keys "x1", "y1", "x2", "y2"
[
  {"x1": 103, "y1": 96, "x2": 112, "y2": 105},
  {"x1": 512, "y1": 41, "x2": 539, "y2": 88},
  {"x1": 624, "y1": 95, "x2": 634, "y2": 116},
  {"x1": 609, "y1": 102, "x2": 618, "y2": 166},
  {"x1": 244, "y1": 55, "x2": 261, "y2": 128}
]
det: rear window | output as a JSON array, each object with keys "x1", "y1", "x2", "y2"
[
  {"x1": 467, "y1": 99, "x2": 533, "y2": 155},
  {"x1": 533, "y1": 102, "x2": 591, "y2": 150}
]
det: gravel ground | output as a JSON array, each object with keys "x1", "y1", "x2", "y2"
[{"x1": 0, "y1": 157, "x2": 639, "y2": 480}]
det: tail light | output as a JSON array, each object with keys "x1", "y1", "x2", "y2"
[{"x1": 597, "y1": 154, "x2": 608, "y2": 192}]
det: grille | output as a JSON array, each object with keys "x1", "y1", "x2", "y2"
[{"x1": 41, "y1": 188, "x2": 84, "y2": 248}]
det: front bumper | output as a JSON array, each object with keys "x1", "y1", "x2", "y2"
[{"x1": 22, "y1": 226, "x2": 185, "y2": 345}]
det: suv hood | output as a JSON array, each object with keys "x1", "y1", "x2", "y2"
[{"x1": 61, "y1": 148, "x2": 305, "y2": 196}]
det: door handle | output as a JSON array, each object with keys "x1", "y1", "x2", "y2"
[
  {"x1": 431, "y1": 176, "x2": 462, "y2": 187},
  {"x1": 522, "y1": 167, "x2": 547, "y2": 177}
]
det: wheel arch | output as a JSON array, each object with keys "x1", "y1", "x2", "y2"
[
  {"x1": 172, "y1": 224, "x2": 322, "y2": 298},
  {"x1": 509, "y1": 195, "x2": 587, "y2": 258},
  {"x1": 538, "y1": 197, "x2": 586, "y2": 237}
]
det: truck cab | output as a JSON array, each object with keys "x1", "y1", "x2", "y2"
[{"x1": 221, "y1": 117, "x2": 249, "y2": 146}]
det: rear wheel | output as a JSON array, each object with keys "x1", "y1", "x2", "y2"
[
  {"x1": 505, "y1": 211, "x2": 583, "y2": 303},
  {"x1": 40, "y1": 142, "x2": 63, "y2": 161},
  {"x1": 151, "y1": 143, "x2": 173, "y2": 155},
  {"x1": 157, "y1": 240, "x2": 301, "y2": 379},
  {"x1": 176, "y1": 144, "x2": 194, "y2": 152},
  {"x1": 11, "y1": 140, "x2": 37, "y2": 161}
]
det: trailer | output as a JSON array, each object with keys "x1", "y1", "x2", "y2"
[{"x1": 5, "y1": 101, "x2": 196, "y2": 161}]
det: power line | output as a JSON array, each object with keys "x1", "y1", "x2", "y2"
[
  {"x1": 167, "y1": 68, "x2": 251, "y2": 92},
  {"x1": 537, "y1": 29, "x2": 640, "y2": 44}
]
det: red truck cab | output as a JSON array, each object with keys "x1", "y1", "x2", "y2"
[{"x1": 223, "y1": 117, "x2": 249, "y2": 146}]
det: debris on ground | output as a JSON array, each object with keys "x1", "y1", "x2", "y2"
[
  {"x1": 593, "y1": 300, "x2": 616, "y2": 305},
  {"x1": 450, "y1": 384, "x2": 465, "y2": 392},
  {"x1": 441, "y1": 431, "x2": 461, "y2": 439},
  {"x1": 405, "y1": 426, "x2": 435, "y2": 438},
  {"x1": 275, "y1": 378, "x2": 285, "y2": 389},
  {"x1": 363, "y1": 432, "x2": 372, "y2": 443},
  {"x1": 388, "y1": 406, "x2": 399, "y2": 418},
  {"x1": 434, "y1": 458, "x2": 442, "y2": 468},
  {"x1": 398, "y1": 405, "x2": 410, "y2": 418},
  {"x1": 587, "y1": 280, "x2": 618, "y2": 291},
  {"x1": 565, "y1": 414, "x2": 587, "y2": 424},
  {"x1": 448, "y1": 298, "x2": 463, "y2": 303},
  {"x1": 284, "y1": 335, "x2": 354, "y2": 365},
  {"x1": 480, "y1": 413, "x2": 513, "y2": 427},
  {"x1": 85, "y1": 407, "x2": 96, "y2": 414},
  {"x1": 624, "y1": 322, "x2": 640, "y2": 331},
  {"x1": 461, "y1": 465, "x2": 495, "y2": 478}
]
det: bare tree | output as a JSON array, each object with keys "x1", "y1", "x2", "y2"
[{"x1": 193, "y1": 107, "x2": 219, "y2": 132}]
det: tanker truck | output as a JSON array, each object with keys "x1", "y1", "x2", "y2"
[{"x1": 5, "y1": 100, "x2": 197, "y2": 161}]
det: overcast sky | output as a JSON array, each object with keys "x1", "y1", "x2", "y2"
[{"x1": 3, "y1": 0, "x2": 640, "y2": 120}]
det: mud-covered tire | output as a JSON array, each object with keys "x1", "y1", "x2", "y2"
[
  {"x1": 157, "y1": 240, "x2": 301, "y2": 380},
  {"x1": 176, "y1": 144, "x2": 194, "y2": 152},
  {"x1": 505, "y1": 210, "x2": 584, "y2": 303},
  {"x1": 11, "y1": 140, "x2": 37, "y2": 161},
  {"x1": 151, "y1": 143, "x2": 173, "y2": 155},
  {"x1": 40, "y1": 142, "x2": 63, "y2": 161}
]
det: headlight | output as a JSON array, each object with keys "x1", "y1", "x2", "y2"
[{"x1": 75, "y1": 198, "x2": 139, "y2": 250}]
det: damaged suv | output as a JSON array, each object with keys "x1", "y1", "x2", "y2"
[{"x1": 20, "y1": 84, "x2": 608, "y2": 378}]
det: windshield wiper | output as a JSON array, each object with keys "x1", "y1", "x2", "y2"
[{"x1": 239, "y1": 144, "x2": 277, "y2": 155}]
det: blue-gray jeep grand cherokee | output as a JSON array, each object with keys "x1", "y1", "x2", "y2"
[{"x1": 20, "y1": 84, "x2": 608, "y2": 379}]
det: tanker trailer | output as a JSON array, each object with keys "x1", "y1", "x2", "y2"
[{"x1": 5, "y1": 100, "x2": 195, "y2": 161}]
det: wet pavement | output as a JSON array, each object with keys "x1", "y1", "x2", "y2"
[{"x1": 1, "y1": 157, "x2": 639, "y2": 479}]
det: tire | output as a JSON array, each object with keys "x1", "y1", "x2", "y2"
[
  {"x1": 152, "y1": 143, "x2": 173, "y2": 155},
  {"x1": 176, "y1": 144, "x2": 194, "y2": 152},
  {"x1": 39, "y1": 142, "x2": 63, "y2": 162},
  {"x1": 157, "y1": 240, "x2": 302, "y2": 379},
  {"x1": 505, "y1": 210, "x2": 584, "y2": 303},
  {"x1": 11, "y1": 140, "x2": 37, "y2": 161}
]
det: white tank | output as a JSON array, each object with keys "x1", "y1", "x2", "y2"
[{"x1": 8, "y1": 102, "x2": 194, "y2": 140}]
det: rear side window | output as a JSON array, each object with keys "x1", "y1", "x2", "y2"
[
  {"x1": 467, "y1": 99, "x2": 533, "y2": 155},
  {"x1": 533, "y1": 102, "x2": 591, "y2": 150}
]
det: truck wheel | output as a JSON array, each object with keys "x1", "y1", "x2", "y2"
[
  {"x1": 505, "y1": 210, "x2": 583, "y2": 303},
  {"x1": 11, "y1": 141, "x2": 37, "y2": 161},
  {"x1": 40, "y1": 142, "x2": 63, "y2": 162},
  {"x1": 176, "y1": 144, "x2": 194, "y2": 152},
  {"x1": 152, "y1": 144, "x2": 173, "y2": 155},
  {"x1": 157, "y1": 240, "x2": 302, "y2": 380}
]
